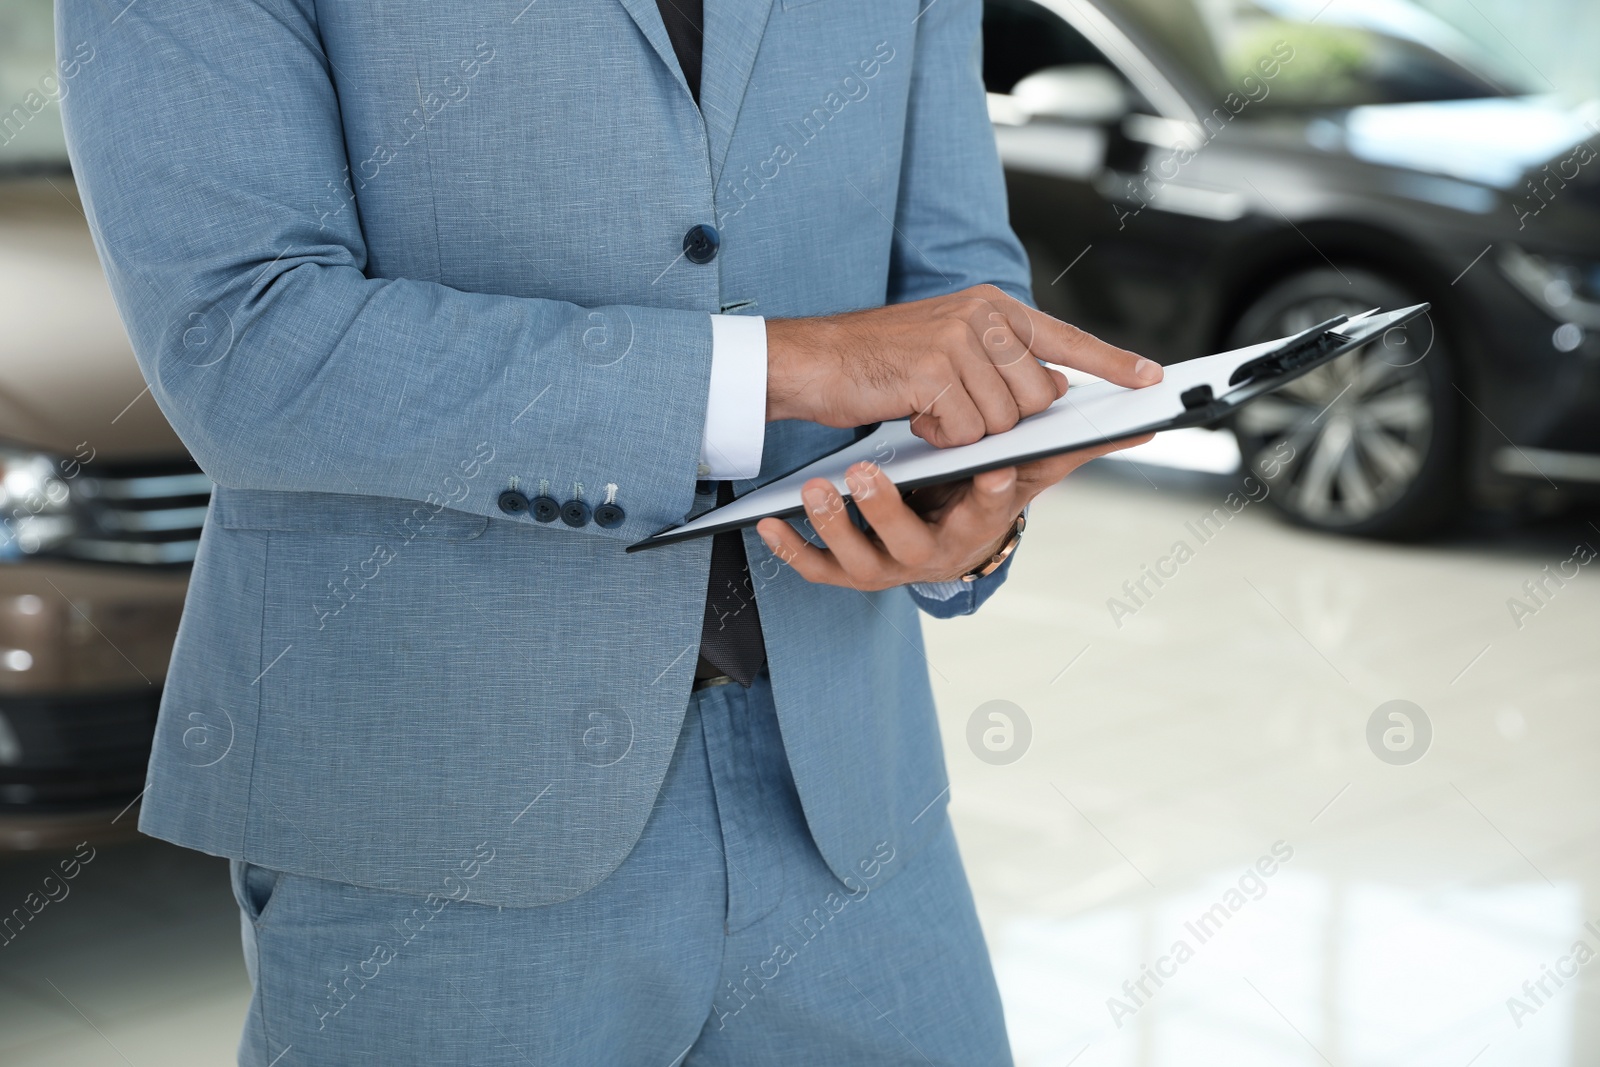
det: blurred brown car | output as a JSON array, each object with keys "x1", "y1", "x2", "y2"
[
  {"x1": 0, "y1": 175, "x2": 205, "y2": 849},
  {"x1": 0, "y1": 0, "x2": 210, "y2": 849}
]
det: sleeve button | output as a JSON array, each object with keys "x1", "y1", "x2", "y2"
[
  {"x1": 594, "y1": 503, "x2": 626, "y2": 528},
  {"x1": 561, "y1": 500, "x2": 591, "y2": 527},
  {"x1": 532, "y1": 496, "x2": 561, "y2": 523},
  {"x1": 497, "y1": 489, "x2": 530, "y2": 515}
]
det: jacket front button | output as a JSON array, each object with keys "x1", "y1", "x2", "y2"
[
  {"x1": 497, "y1": 489, "x2": 529, "y2": 515},
  {"x1": 561, "y1": 500, "x2": 591, "y2": 527},
  {"x1": 683, "y1": 224, "x2": 720, "y2": 265},
  {"x1": 532, "y1": 496, "x2": 561, "y2": 523},
  {"x1": 594, "y1": 503, "x2": 626, "y2": 528}
]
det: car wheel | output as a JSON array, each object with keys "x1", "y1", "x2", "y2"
[{"x1": 1228, "y1": 268, "x2": 1459, "y2": 539}]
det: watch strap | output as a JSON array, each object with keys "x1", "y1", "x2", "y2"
[{"x1": 961, "y1": 513, "x2": 1026, "y2": 583}]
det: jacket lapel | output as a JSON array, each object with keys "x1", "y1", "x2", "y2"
[
  {"x1": 614, "y1": 0, "x2": 695, "y2": 104},
  {"x1": 700, "y1": 0, "x2": 778, "y2": 186},
  {"x1": 616, "y1": 0, "x2": 777, "y2": 187}
]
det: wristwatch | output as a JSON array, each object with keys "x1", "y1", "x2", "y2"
[{"x1": 961, "y1": 513, "x2": 1026, "y2": 583}]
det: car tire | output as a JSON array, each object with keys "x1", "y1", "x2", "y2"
[{"x1": 1227, "y1": 267, "x2": 1460, "y2": 540}]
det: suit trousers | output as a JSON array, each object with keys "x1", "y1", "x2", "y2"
[{"x1": 231, "y1": 673, "x2": 1012, "y2": 1066}]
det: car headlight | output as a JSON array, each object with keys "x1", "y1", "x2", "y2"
[
  {"x1": 1500, "y1": 246, "x2": 1600, "y2": 333},
  {"x1": 0, "y1": 447, "x2": 78, "y2": 559}
]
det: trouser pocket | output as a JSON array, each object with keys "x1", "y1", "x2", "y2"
[{"x1": 229, "y1": 859, "x2": 284, "y2": 927}]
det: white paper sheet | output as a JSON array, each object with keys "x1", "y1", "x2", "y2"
[{"x1": 634, "y1": 305, "x2": 1426, "y2": 548}]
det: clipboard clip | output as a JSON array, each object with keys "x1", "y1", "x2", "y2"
[{"x1": 1227, "y1": 314, "x2": 1349, "y2": 388}]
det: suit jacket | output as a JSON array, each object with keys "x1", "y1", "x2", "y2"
[{"x1": 60, "y1": 0, "x2": 1032, "y2": 905}]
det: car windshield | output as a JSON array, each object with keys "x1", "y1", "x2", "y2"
[
  {"x1": 1113, "y1": 0, "x2": 1539, "y2": 108},
  {"x1": 0, "y1": 0, "x2": 69, "y2": 172}
]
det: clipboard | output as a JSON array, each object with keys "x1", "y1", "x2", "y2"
[{"x1": 628, "y1": 303, "x2": 1430, "y2": 552}]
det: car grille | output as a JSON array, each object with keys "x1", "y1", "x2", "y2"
[{"x1": 67, "y1": 460, "x2": 212, "y2": 566}]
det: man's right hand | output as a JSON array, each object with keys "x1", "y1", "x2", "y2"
[{"x1": 764, "y1": 283, "x2": 1163, "y2": 448}]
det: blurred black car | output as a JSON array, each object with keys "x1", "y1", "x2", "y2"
[{"x1": 984, "y1": 0, "x2": 1600, "y2": 537}]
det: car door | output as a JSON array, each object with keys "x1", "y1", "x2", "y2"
[{"x1": 983, "y1": 0, "x2": 1239, "y2": 363}]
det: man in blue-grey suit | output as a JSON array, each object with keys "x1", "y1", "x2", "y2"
[{"x1": 62, "y1": 0, "x2": 1160, "y2": 1062}]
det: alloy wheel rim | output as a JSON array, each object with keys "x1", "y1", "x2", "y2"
[{"x1": 1235, "y1": 297, "x2": 1434, "y2": 527}]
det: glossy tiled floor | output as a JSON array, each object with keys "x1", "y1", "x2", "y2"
[
  {"x1": 0, "y1": 841, "x2": 246, "y2": 1065},
  {"x1": 1, "y1": 452, "x2": 1595, "y2": 1066},
  {"x1": 926, "y1": 455, "x2": 1600, "y2": 1067}
]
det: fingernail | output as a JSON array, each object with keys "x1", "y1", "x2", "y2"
[
  {"x1": 989, "y1": 469, "x2": 1015, "y2": 492},
  {"x1": 1135, "y1": 357, "x2": 1161, "y2": 382},
  {"x1": 803, "y1": 487, "x2": 829, "y2": 514}
]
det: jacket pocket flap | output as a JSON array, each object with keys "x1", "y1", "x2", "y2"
[{"x1": 212, "y1": 486, "x2": 489, "y2": 540}]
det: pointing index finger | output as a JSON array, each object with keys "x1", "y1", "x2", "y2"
[{"x1": 995, "y1": 299, "x2": 1163, "y2": 390}]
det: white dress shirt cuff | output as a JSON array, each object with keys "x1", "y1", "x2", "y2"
[
  {"x1": 700, "y1": 314, "x2": 767, "y2": 480},
  {"x1": 909, "y1": 578, "x2": 968, "y2": 602}
]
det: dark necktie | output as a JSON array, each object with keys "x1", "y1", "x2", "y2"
[
  {"x1": 655, "y1": 0, "x2": 768, "y2": 686},
  {"x1": 656, "y1": 0, "x2": 704, "y2": 103},
  {"x1": 697, "y1": 481, "x2": 767, "y2": 686}
]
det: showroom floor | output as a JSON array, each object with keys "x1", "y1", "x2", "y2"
[
  {"x1": 2, "y1": 447, "x2": 1596, "y2": 1067},
  {"x1": 930, "y1": 454, "x2": 1600, "y2": 1067}
]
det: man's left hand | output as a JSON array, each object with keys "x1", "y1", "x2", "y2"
[{"x1": 755, "y1": 434, "x2": 1153, "y2": 589}]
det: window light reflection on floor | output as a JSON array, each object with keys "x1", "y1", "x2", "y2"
[{"x1": 992, "y1": 872, "x2": 1581, "y2": 1067}]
